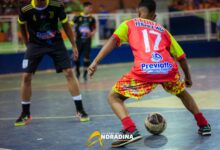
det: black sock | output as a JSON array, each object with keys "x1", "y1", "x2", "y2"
[
  {"x1": 74, "y1": 61, "x2": 80, "y2": 77},
  {"x1": 74, "y1": 101, "x2": 84, "y2": 112},
  {"x1": 22, "y1": 104, "x2": 30, "y2": 116}
]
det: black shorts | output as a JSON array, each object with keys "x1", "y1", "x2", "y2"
[
  {"x1": 76, "y1": 39, "x2": 91, "y2": 61},
  {"x1": 22, "y1": 42, "x2": 72, "y2": 73}
]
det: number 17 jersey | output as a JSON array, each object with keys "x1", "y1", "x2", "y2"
[{"x1": 112, "y1": 18, "x2": 186, "y2": 82}]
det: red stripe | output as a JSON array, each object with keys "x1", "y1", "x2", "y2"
[
  {"x1": 112, "y1": 34, "x2": 120, "y2": 47},
  {"x1": 177, "y1": 53, "x2": 186, "y2": 61}
]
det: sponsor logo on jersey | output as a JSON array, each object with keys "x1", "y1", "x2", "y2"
[
  {"x1": 141, "y1": 62, "x2": 173, "y2": 74},
  {"x1": 135, "y1": 20, "x2": 164, "y2": 32},
  {"x1": 36, "y1": 30, "x2": 56, "y2": 40},
  {"x1": 151, "y1": 52, "x2": 163, "y2": 62}
]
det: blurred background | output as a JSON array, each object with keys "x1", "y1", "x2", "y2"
[{"x1": 0, "y1": 0, "x2": 220, "y2": 73}]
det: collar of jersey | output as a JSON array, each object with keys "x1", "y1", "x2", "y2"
[
  {"x1": 31, "y1": 0, "x2": 49, "y2": 9},
  {"x1": 80, "y1": 12, "x2": 91, "y2": 17}
]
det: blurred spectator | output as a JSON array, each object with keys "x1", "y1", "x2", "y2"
[
  {"x1": 99, "y1": 5, "x2": 109, "y2": 39},
  {"x1": 169, "y1": 0, "x2": 220, "y2": 11},
  {"x1": 64, "y1": 0, "x2": 83, "y2": 14},
  {"x1": 1, "y1": 0, "x2": 17, "y2": 15},
  {"x1": 216, "y1": 16, "x2": 220, "y2": 40}
]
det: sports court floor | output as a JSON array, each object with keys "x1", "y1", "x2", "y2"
[{"x1": 0, "y1": 58, "x2": 220, "y2": 150}]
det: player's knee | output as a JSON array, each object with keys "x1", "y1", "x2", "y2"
[
  {"x1": 22, "y1": 73, "x2": 32, "y2": 84},
  {"x1": 108, "y1": 92, "x2": 116, "y2": 104},
  {"x1": 176, "y1": 90, "x2": 186, "y2": 99},
  {"x1": 63, "y1": 68, "x2": 74, "y2": 80}
]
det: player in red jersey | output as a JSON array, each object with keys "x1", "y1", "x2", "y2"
[{"x1": 88, "y1": 0, "x2": 211, "y2": 148}]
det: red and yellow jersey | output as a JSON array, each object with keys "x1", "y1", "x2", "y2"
[{"x1": 112, "y1": 18, "x2": 186, "y2": 82}]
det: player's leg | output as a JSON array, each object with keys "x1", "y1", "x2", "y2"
[
  {"x1": 82, "y1": 40, "x2": 91, "y2": 81},
  {"x1": 162, "y1": 73, "x2": 211, "y2": 136},
  {"x1": 108, "y1": 91, "x2": 142, "y2": 148},
  {"x1": 177, "y1": 90, "x2": 211, "y2": 135},
  {"x1": 74, "y1": 41, "x2": 83, "y2": 79},
  {"x1": 49, "y1": 44, "x2": 89, "y2": 122},
  {"x1": 15, "y1": 44, "x2": 43, "y2": 126},
  {"x1": 109, "y1": 74, "x2": 156, "y2": 147}
]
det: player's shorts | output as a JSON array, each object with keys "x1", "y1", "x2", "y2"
[
  {"x1": 22, "y1": 42, "x2": 72, "y2": 73},
  {"x1": 76, "y1": 39, "x2": 91, "y2": 61},
  {"x1": 112, "y1": 73, "x2": 185, "y2": 100}
]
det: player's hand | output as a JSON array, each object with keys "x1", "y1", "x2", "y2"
[
  {"x1": 185, "y1": 78, "x2": 192, "y2": 88},
  {"x1": 72, "y1": 46, "x2": 78, "y2": 61},
  {"x1": 88, "y1": 61, "x2": 97, "y2": 77},
  {"x1": 87, "y1": 32, "x2": 95, "y2": 38}
]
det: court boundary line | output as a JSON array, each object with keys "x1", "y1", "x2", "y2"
[{"x1": 0, "y1": 109, "x2": 218, "y2": 121}]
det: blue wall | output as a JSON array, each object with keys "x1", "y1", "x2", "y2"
[{"x1": 0, "y1": 40, "x2": 220, "y2": 74}]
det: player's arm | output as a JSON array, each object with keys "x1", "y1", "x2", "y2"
[
  {"x1": 62, "y1": 22, "x2": 78, "y2": 60},
  {"x1": 58, "y1": 4, "x2": 78, "y2": 60},
  {"x1": 18, "y1": 9, "x2": 28, "y2": 46},
  {"x1": 168, "y1": 32, "x2": 192, "y2": 87},
  {"x1": 88, "y1": 37, "x2": 118, "y2": 77},
  {"x1": 20, "y1": 24, "x2": 28, "y2": 46},
  {"x1": 178, "y1": 58, "x2": 192, "y2": 87},
  {"x1": 88, "y1": 18, "x2": 97, "y2": 38},
  {"x1": 88, "y1": 21, "x2": 128, "y2": 77}
]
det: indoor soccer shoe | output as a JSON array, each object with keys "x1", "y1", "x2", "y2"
[
  {"x1": 76, "y1": 110, "x2": 90, "y2": 122},
  {"x1": 14, "y1": 113, "x2": 32, "y2": 126},
  {"x1": 111, "y1": 129, "x2": 142, "y2": 148},
  {"x1": 198, "y1": 124, "x2": 211, "y2": 136}
]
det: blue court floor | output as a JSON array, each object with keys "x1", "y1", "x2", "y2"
[{"x1": 0, "y1": 58, "x2": 220, "y2": 150}]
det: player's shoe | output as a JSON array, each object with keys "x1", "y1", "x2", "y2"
[
  {"x1": 76, "y1": 110, "x2": 90, "y2": 122},
  {"x1": 14, "y1": 113, "x2": 32, "y2": 127},
  {"x1": 198, "y1": 124, "x2": 211, "y2": 136},
  {"x1": 111, "y1": 129, "x2": 142, "y2": 148}
]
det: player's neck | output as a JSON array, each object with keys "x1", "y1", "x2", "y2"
[
  {"x1": 33, "y1": 0, "x2": 48, "y2": 9},
  {"x1": 83, "y1": 11, "x2": 90, "y2": 16}
]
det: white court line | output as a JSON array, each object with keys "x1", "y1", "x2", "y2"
[
  {"x1": 0, "y1": 110, "x2": 188, "y2": 121},
  {"x1": 0, "y1": 148, "x2": 12, "y2": 150}
]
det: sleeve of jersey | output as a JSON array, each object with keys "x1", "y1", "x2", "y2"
[
  {"x1": 112, "y1": 21, "x2": 129, "y2": 46},
  {"x1": 69, "y1": 16, "x2": 77, "y2": 25},
  {"x1": 168, "y1": 32, "x2": 186, "y2": 61},
  {"x1": 17, "y1": 9, "x2": 26, "y2": 24},
  {"x1": 58, "y1": 5, "x2": 68, "y2": 24}
]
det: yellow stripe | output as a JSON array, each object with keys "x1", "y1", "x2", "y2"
[
  {"x1": 17, "y1": 17, "x2": 26, "y2": 24},
  {"x1": 22, "y1": 4, "x2": 33, "y2": 12},
  {"x1": 31, "y1": 0, "x2": 49, "y2": 8},
  {"x1": 61, "y1": 16, "x2": 68, "y2": 24},
  {"x1": 50, "y1": 1, "x2": 61, "y2": 6},
  {"x1": 69, "y1": 20, "x2": 74, "y2": 25},
  {"x1": 49, "y1": 3, "x2": 60, "y2": 7}
]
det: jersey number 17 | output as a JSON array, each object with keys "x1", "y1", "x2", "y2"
[{"x1": 142, "y1": 29, "x2": 162, "y2": 53}]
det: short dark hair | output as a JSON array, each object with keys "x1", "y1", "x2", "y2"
[
  {"x1": 138, "y1": 0, "x2": 156, "y2": 13},
  {"x1": 83, "y1": 2, "x2": 92, "y2": 7}
]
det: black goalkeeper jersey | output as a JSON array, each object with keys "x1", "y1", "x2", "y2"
[
  {"x1": 18, "y1": 0, "x2": 68, "y2": 46},
  {"x1": 72, "y1": 13, "x2": 96, "y2": 42}
]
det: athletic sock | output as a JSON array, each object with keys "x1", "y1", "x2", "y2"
[
  {"x1": 121, "y1": 116, "x2": 136, "y2": 132},
  {"x1": 194, "y1": 112, "x2": 208, "y2": 127},
  {"x1": 72, "y1": 95, "x2": 84, "y2": 112},
  {"x1": 21, "y1": 101, "x2": 31, "y2": 116}
]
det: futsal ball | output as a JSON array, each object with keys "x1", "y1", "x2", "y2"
[{"x1": 145, "y1": 112, "x2": 167, "y2": 135}]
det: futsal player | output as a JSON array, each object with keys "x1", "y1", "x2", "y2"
[
  {"x1": 88, "y1": 0, "x2": 211, "y2": 147},
  {"x1": 15, "y1": 0, "x2": 90, "y2": 126},
  {"x1": 71, "y1": 2, "x2": 96, "y2": 81}
]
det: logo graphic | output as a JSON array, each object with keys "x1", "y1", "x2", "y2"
[
  {"x1": 141, "y1": 62, "x2": 173, "y2": 74},
  {"x1": 86, "y1": 131, "x2": 103, "y2": 147},
  {"x1": 86, "y1": 131, "x2": 133, "y2": 147},
  {"x1": 49, "y1": 11, "x2": 54, "y2": 19},
  {"x1": 151, "y1": 52, "x2": 163, "y2": 62}
]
